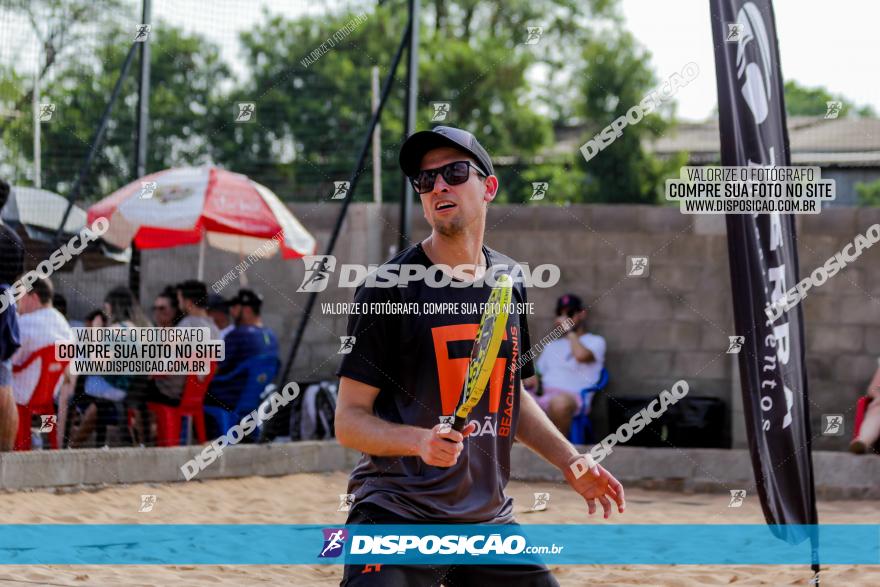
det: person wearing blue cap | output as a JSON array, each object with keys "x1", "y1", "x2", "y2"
[{"x1": 205, "y1": 288, "x2": 278, "y2": 412}]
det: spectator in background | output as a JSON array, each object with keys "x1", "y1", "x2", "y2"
[
  {"x1": 45, "y1": 291, "x2": 78, "y2": 443},
  {"x1": 12, "y1": 277, "x2": 74, "y2": 406},
  {"x1": 103, "y1": 286, "x2": 150, "y2": 328},
  {"x1": 526, "y1": 294, "x2": 606, "y2": 437},
  {"x1": 151, "y1": 286, "x2": 180, "y2": 328},
  {"x1": 84, "y1": 309, "x2": 108, "y2": 328},
  {"x1": 850, "y1": 360, "x2": 880, "y2": 454},
  {"x1": 70, "y1": 287, "x2": 149, "y2": 447},
  {"x1": 175, "y1": 280, "x2": 220, "y2": 336},
  {"x1": 58, "y1": 309, "x2": 107, "y2": 446},
  {"x1": 206, "y1": 288, "x2": 278, "y2": 411},
  {"x1": 54, "y1": 293, "x2": 84, "y2": 329},
  {"x1": 126, "y1": 280, "x2": 219, "y2": 444},
  {"x1": 207, "y1": 294, "x2": 233, "y2": 338},
  {"x1": 0, "y1": 178, "x2": 23, "y2": 451}
]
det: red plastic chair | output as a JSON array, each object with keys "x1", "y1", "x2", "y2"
[
  {"x1": 13, "y1": 345, "x2": 70, "y2": 450},
  {"x1": 148, "y1": 363, "x2": 217, "y2": 447}
]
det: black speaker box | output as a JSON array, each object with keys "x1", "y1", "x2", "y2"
[{"x1": 606, "y1": 396, "x2": 726, "y2": 448}]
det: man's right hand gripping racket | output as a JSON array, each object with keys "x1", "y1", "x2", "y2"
[{"x1": 449, "y1": 273, "x2": 513, "y2": 433}]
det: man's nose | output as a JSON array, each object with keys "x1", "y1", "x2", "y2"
[{"x1": 431, "y1": 173, "x2": 451, "y2": 194}]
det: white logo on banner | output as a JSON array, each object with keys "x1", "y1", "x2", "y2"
[{"x1": 734, "y1": 3, "x2": 773, "y2": 125}]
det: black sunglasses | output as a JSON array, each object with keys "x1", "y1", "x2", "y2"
[{"x1": 410, "y1": 161, "x2": 486, "y2": 194}]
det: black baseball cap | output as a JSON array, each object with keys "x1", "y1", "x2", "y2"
[
  {"x1": 555, "y1": 294, "x2": 584, "y2": 316},
  {"x1": 228, "y1": 288, "x2": 263, "y2": 310},
  {"x1": 206, "y1": 294, "x2": 228, "y2": 311},
  {"x1": 399, "y1": 126, "x2": 495, "y2": 178}
]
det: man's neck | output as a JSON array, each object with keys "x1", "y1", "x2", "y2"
[
  {"x1": 186, "y1": 308, "x2": 208, "y2": 318},
  {"x1": 422, "y1": 231, "x2": 486, "y2": 270}
]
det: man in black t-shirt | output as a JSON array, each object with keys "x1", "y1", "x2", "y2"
[
  {"x1": 335, "y1": 126, "x2": 625, "y2": 586},
  {"x1": 0, "y1": 179, "x2": 23, "y2": 451}
]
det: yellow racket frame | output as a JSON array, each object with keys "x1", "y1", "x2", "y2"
[{"x1": 454, "y1": 274, "x2": 513, "y2": 424}]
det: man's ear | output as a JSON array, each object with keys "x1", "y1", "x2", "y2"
[{"x1": 484, "y1": 175, "x2": 499, "y2": 202}]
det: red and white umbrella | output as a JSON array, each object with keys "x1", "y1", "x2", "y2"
[{"x1": 88, "y1": 166, "x2": 316, "y2": 278}]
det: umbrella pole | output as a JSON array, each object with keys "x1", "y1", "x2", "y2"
[
  {"x1": 239, "y1": 243, "x2": 248, "y2": 287},
  {"x1": 277, "y1": 14, "x2": 412, "y2": 385},
  {"x1": 197, "y1": 234, "x2": 205, "y2": 281}
]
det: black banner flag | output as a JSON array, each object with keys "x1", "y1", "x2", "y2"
[{"x1": 709, "y1": 0, "x2": 819, "y2": 564}]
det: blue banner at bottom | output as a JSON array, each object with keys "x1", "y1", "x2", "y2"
[{"x1": 0, "y1": 525, "x2": 876, "y2": 565}]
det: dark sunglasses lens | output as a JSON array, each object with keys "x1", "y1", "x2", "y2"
[
  {"x1": 412, "y1": 162, "x2": 473, "y2": 193},
  {"x1": 412, "y1": 171, "x2": 435, "y2": 194},
  {"x1": 443, "y1": 162, "x2": 471, "y2": 185}
]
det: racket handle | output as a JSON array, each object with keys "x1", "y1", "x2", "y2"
[{"x1": 440, "y1": 415, "x2": 469, "y2": 445}]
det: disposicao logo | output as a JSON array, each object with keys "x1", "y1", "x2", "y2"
[{"x1": 319, "y1": 528, "x2": 348, "y2": 558}]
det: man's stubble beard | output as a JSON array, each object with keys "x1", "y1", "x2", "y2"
[
  {"x1": 431, "y1": 202, "x2": 486, "y2": 238},
  {"x1": 433, "y1": 215, "x2": 465, "y2": 237}
]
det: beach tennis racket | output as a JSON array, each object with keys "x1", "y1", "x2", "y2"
[{"x1": 449, "y1": 273, "x2": 513, "y2": 432}]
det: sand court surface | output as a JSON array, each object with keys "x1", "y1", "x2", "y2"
[{"x1": 0, "y1": 471, "x2": 876, "y2": 586}]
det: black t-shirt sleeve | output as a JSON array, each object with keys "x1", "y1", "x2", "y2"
[
  {"x1": 516, "y1": 281, "x2": 535, "y2": 380},
  {"x1": 0, "y1": 225, "x2": 24, "y2": 285},
  {"x1": 335, "y1": 284, "x2": 400, "y2": 390}
]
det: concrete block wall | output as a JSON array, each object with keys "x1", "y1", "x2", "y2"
[
  {"x1": 3, "y1": 443, "x2": 877, "y2": 498},
  {"x1": 54, "y1": 204, "x2": 880, "y2": 452}
]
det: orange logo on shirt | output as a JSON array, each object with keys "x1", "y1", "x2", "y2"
[
  {"x1": 430, "y1": 324, "x2": 508, "y2": 416},
  {"x1": 362, "y1": 564, "x2": 382, "y2": 574}
]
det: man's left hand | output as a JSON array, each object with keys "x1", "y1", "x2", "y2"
[{"x1": 563, "y1": 453, "x2": 626, "y2": 519}]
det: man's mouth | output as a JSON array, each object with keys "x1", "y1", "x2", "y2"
[{"x1": 434, "y1": 200, "x2": 457, "y2": 211}]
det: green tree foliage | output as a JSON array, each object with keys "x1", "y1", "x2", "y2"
[
  {"x1": 855, "y1": 179, "x2": 880, "y2": 206},
  {"x1": 2, "y1": 0, "x2": 683, "y2": 205},
  {"x1": 0, "y1": 0, "x2": 123, "y2": 182},
  {"x1": 573, "y1": 30, "x2": 687, "y2": 204},
  {"x1": 783, "y1": 80, "x2": 875, "y2": 117},
  {"x1": 1, "y1": 20, "x2": 230, "y2": 199},
  {"x1": 214, "y1": 1, "x2": 600, "y2": 200},
  {"x1": 210, "y1": 9, "x2": 397, "y2": 200},
  {"x1": 2, "y1": 0, "x2": 125, "y2": 113}
]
